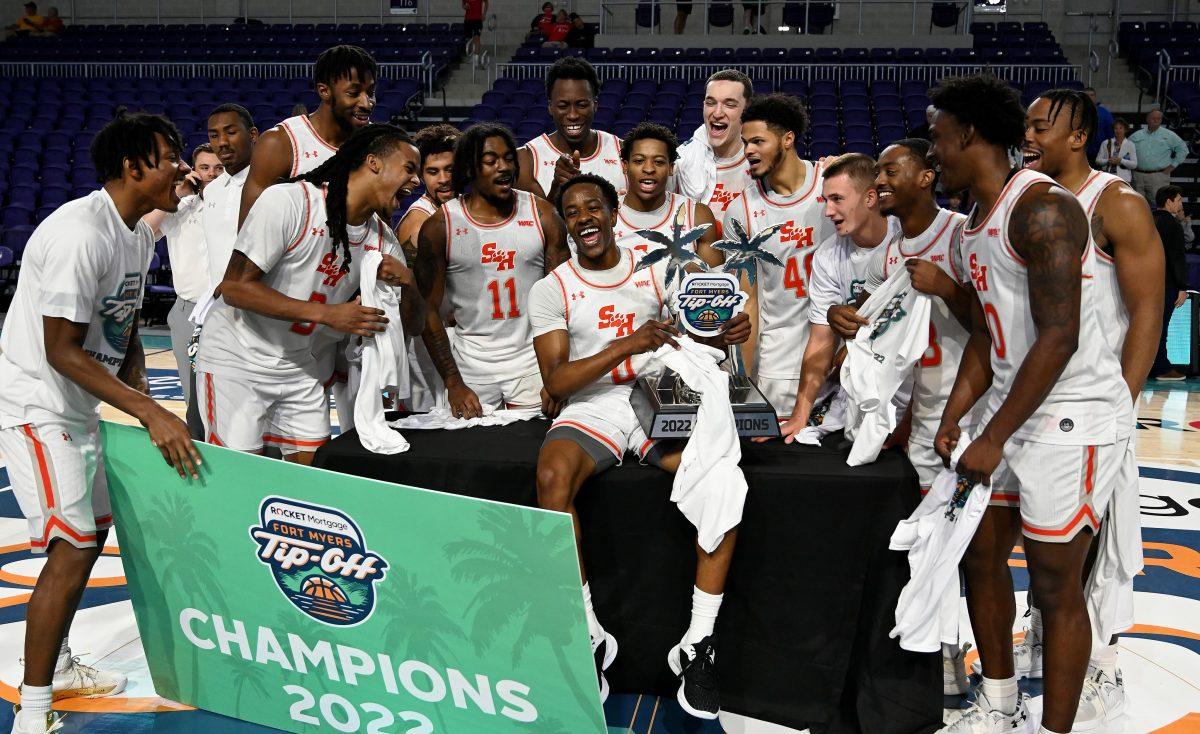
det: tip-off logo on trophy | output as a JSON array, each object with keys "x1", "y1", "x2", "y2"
[{"x1": 629, "y1": 205, "x2": 782, "y2": 439}]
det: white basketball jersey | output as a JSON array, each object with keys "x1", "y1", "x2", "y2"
[
  {"x1": 879, "y1": 208, "x2": 970, "y2": 443},
  {"x1": 547, "y1": 248, "x2": 669, "y2": 399},
  {"x1": 959, "y1": 168, "x2": 1131, "y2": 444},
  {"x1": 527, "y1": 130, "x2": 626, "y2": 197},
  {"x1": 404, "y1": 195, "x2": 439, "y2": 220},
  {"x1": 443, "y1": 191, "x2": 545, "y2": 383},
  {"x1": 1074, "y1": 170, "x2": 1129, "y2": 357},
  {"x1": 709, "y1": 150, "x2": 752, "y2": 216},
  {"x1": 723, "y1": 160, "x2": 834, "y2": 379},
  {"x1": 276, "y1": 115, "x2": 338, "y2": 177},
  {"x1": 615, "y1": 192, "x2": 698, "y2": 257}
]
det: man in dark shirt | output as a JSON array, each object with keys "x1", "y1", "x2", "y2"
[{"x1": 1151, "y1": 184, "x2": 1190, "y2": 380}]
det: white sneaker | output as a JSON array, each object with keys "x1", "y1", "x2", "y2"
[
  {"x1": 51, "y1": 653, "x2": 127, "y2": 699},
  {"x1": 938, "y1": 692, "x2": 1033, "y2": 733},
  {"x1": 970, "y1": 635, "x2": 1043, "y2": 680},
  {"x1": 945, "y1": 643, "x2": 972, "y2": 696},
  {"x1": 1072, "y1": 669, "x2": 1126, "y2": 732},
  {"x1": 10, "y1": 707, "x2": 64, "y2": 734}
]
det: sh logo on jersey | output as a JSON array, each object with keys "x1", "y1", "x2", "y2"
[
  {"x1": 99, "y1": 272, "x2": 142, "y2": 351},
  {"x1": 250, "y1": 497, "x2": 388, "y2": 627},
  {"x1": 598, "y1": 305, "x2": 635, "y2": 336},
  {"x1": 779, "y1": 222, "x2": 814, "y2": 249},
  {"x1": 481, "y1": 242, "x2": 516, "y2": 271},
  {"x1": 674, "y1": 273, "x2": 748, "y2": 337}
]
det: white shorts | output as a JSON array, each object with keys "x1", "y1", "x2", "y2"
[
  {"x1": 468, "y1": 371, "x2": 544, "y2": 410},
  {"x1": 757, "y1": 376, "x2": 799, "y2": 418},
  {"x1": 993, "y1": 437, "x2": 1127, "y2": 544},
  {"x1": 544, "y1": 389, "x2": 662, "y2": 472},
  {"x1": 197, "y1": 371, "x2": 330, "y2": 454},
  {"x1": 0, "y1": 421, "x2": 111, "y2": 553}
]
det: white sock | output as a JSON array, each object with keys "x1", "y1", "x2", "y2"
[
  {"x1": 941, "y1": 641, "x2": 961, "y2": 659},
  {"x1": 980, "y1": 675, "x2": 1018, "y2": 715},
  {"x1": 582, "y1": 583, "x2": 603, "y2": 642},
  {"x1": 1038, "y1": 727, "x2": 1067, "y2": 734},
  {"x1": 54, "y1": 638, "x2": 71, "y2": 673},
  {"x1": 682, "y1": 587, "x2": 723, "y2": 646},
  {"x1": 1028, "y1": 606, "x2": 1043, "y2": 642},
  {"x1": 1092, "y1": 642, "x2": 1119, "y2": 679},
  {"x1": 19, "y1": 683, "x2": 52, "y2": 718}
]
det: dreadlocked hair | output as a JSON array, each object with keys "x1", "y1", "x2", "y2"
[
  {"x1": 1038, "y1": 88, "x2": 1098, "y2": 147},
  {"x1": 291, "y1": 123, "x2": 413, "y2": 273},
  {"x1": 452, "y1": 122, "x2": 519, "y2": 196}
]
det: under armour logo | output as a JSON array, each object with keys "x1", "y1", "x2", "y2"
[
  {"x1": 61, "y1": 432, "x2": 72, "y2": 442},
  {"x1": 304, "y1": 151, "x2": 319, "y2": 159},
  {"x1": 455, "y1": 227, "x2": 469, "y2": 236},
  {"x1": 311, "y1": 227, "x2": 326, "y2": 237},
  {"x1": 570, "y1": 291, "x2": 586, "y2": 300},
  {"x1": 987, "y1": 228, "x2": 1000, "y2": 237},
  {"x1": 753, "y1": 209, "x2": 766, "y2": 218}
]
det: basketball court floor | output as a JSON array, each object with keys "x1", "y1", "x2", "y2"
[{"x1": 0, "y1": 330, "x2": 1197, "y2": 733}]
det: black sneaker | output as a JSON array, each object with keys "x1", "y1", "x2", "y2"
[
  {"x1": 668, "y1": 636, "x2": 720, "y2": 719},
  {"x1": 592, "y1": 631, "x2": 617, "y2": 703}
]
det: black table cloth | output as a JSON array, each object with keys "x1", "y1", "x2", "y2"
[{"x1": 314, "y1": 417, "x2": 940, "y2": 734}]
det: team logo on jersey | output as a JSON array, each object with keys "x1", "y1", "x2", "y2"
[
  {"x1": 480, "y1": 242, "x2": 517, "y2": 271},
  {"x1": 99, "y1": 272, "x2": 142, "y2": 352},
  {"x1": 779, "y1": 222, "x2": 814, "y2": 249},
  {"x1": 710, "y1": 184, "x2": 737, "y2": 210},
  {"x1": 869, "y1": 293, "x2": 909, "y2": 363},
  {"x1": 317, "y1": 251, "x2": 350, "y2": 286},
  {"x1": 674, "y1": 273, "x2": 748, "y2": 337},
  {"x1": 969, "y1": 253, "x2": 989, "y2": 292},
  {"x1": 250, "y1": 497, "x2": 388, "y2": 627},
  {"x1": 598, "y1": 304, "x2": 636, "y2": 336},
  {"x1": 1060, "y1": 418, "x2": 1075, "y2": 433}
]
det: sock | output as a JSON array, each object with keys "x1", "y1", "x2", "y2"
[
  {"x1": 1038, "y1": 727, "x2": 1067, "y2": 734},
  {"x1": 980, "y1": 675, "x2": 1018, "y2": 716},
  {"x1": 582, "y1": 583, "x2": 603, "y2": 642},
  {"x1": 1092, "y1": 642, "x2": 1119, "y2": 679},
  {"x1": 19, "y1": 683, "x2": 52, "y2": 718},
  {"x1": 682, "y1": 587, "x2": 723, "y2": 646},
  {"x1": 1027, "y1": 606, "x2": 1043, "y2": 642},
  {"x1": 54, "y1": 638, "x2": 71, "y2": 673}
]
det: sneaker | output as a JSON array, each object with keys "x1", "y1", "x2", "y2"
[
  {"x1": 938, "y1": 692, "x2": 1033, "y2": 733},
  {"x1": 970, "y1": 635, "x2": 1043, "y2": 680},
  {"x1": 51, "y1": 653, "x2": 127, "y2": 699},
  {"x1": 10, "y1": 706, "x2": 64, "y2": 734},
  {"x1": 945, "y1": 643, "x2": 972, "y2": 696},
  {"x1": 1155, "y1": 369, "x2": 1187, "y2": 381},
  {"x1": 591, "y1": 631, "x2": 617, "y2": 703},
  {"x1": 667, "y1": 636, "x2": 720, "y2": 719},
  {"x1": 1072, "y1": 669, "x2": 1126, "y2": 732}
]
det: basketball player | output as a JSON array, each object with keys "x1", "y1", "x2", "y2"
[
  {"x1": 722, "y1": 93, "x2": 834, "y2": 414},
  {"x1": 530, "y1": 173, "x2": 750, "y2": 719},
  {"x1": 1011, "y1": 89, "x2": 1163, "y2": 730},
  {"x1": 196, "y1": 125, "x2": 424, "y2": 465},
  {"x1": 415, "y1": 123, "x2": 570, "y2": 419},
  {"x1": 0, "y1": 113, "x2": 200, "y2": 734},
  {"x1": 930, "y1": 75, "x2": 1133, "y2": 734},
  {"x1": 614, "y1": 122, "x2": 722, "y2": 268},
  {"x1": 776, "y1": 153, "x2": 898, "y2": 435},
  {"x1": 673, "y1": 69, "x2": 754, "y2": 222},
  {"x1": 395, "y1": 123, "x2": 459, "y2": 411},
  {"x1": 238, "y1": 45, "x2": 377, "y2": 227},
  {"x1": 516, "y1": 56, "x2": 625, "y2": 201}
]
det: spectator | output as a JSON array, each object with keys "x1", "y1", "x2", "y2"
[
  {"x1": 530, "y1": 2, "x2": 554, "y2": 37},
  {"x1": 1085, "y1": 86, "x2": 1114, "y2": 162},
  {"x1": 463, "y1": 0, "x2": 488, "y2": 67},
  {"x1": 674, "y1": 1, "x2": 692, "y2": 34},
  {"x1": 1096, "y1": 117, "x2": 1137, "y2": 183},
  {"x1": 542, "y1": 9, "x2": 571, "y2": 48},
  {"x1": 1130, "y1": 109, "x2": 1190, "y2": 204},
  {"x1": 742, "y1": 1, "x2": 766, "y2": 34},
  {"x1": 1151, "y1": 184, "x2": 1190, "y2": 381},
  {"x1": 290, "y1": 102, "x2": 307, "y2": 117},
  {"x1": 5, "y1": 2, "x2": 42, "y2": 36},
  {"x1": 35, "y1": 4, "x2": 60, "y2": 34},
  {"x1": 566, "y1": 12, "x2": 593, "y2": 48},
  {"x1": 909, "y1": 104, "x2": 934, "y2": 140}
]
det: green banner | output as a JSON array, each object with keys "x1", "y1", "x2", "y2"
[{"x1": 101, "y1": 422, "x2": 604, "y2": 734}]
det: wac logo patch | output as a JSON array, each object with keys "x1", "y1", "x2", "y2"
[
  {"x1": 250, "y1": 497, "x2": 388, "y2": 627},
  {"x1": 674, "y1": 273, "x2": 748, "y2": 337}
]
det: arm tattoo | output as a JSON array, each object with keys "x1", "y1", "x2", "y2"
[
  {"x1": 1009, "y1": 188, "x2": 1088, "y2": 335},
  {"x1": 423, "y1": 320, "x2": 462, "y2": 383},
  {"x1": 225, "y1": 251, "x2": 250, "y2": 280},
  {"x1": 540, "y1": 204, "x2": 571, "y2": 273}
]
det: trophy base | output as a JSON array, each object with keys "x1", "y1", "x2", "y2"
[{"x1": 632, "y1": 371, "x2": 781, "y2": 439}]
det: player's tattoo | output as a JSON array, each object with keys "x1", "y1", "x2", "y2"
[
  {"x1": 1009, "y1": 187, "x2": 1089, "y2": 332},
  {"x1": 400, "y1": 236, "x2": 419, "y2": 266},
  {"x1": 424, "y1": 324, "x2": 461, "y2": 382},
  {"x1": 540, "y1": 204, "x2": 571, "y2": 273},
  {"x1": 225, "y1": 251, "x2": 250, "y2": 280},
  {"x1": 1090, "y1": 211, "x2": 1110, "y2": 254},
  {"x1": 414, "y1": 226, "x2": 443, "y2": 300}
]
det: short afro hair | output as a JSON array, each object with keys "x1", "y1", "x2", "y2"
[
  {"x1": 545, "y1": 56, "x2": 600, "y2": 99},
  {"x1": 91, "y1": 111, "x2": 184, "y2": 183},
  {"x1": 927, "y1": 74, "x2": 1025, "y2": 150},
  {"x1": 314, "y1": 45, "x2": 378, "y2": 88},
  {"x1": 1037, "y1": 88, "x2": 1098, "y2": 147},
  {"x1": 413, "y1": 123, "x2": 460, "y2": 165},
  {"x1": 208, "y1": 102, "x2": 254, "y2": 131},
  {"x1": 887, "y1": 137, "x2": 933, "y2": 167},
  {"x1": 452, "y1": 123, "x2": 519, "y2": 195},
  {"x1": 741, "y1": 93, "x2": 809, "y2": 140},
  {"x1": 620, "y1": 122, "x2": 679, "y2": 162},
  {"x1": 556, "y1": 173, "x2": 619, "y2": 217}
]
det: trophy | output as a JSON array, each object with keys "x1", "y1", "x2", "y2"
[{"x1": 629, "y1": 206, "x2": 783, "y2": 439}]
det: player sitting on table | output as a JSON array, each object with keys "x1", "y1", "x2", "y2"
[{"x1": 528, "y1": 173, "x2": 750, "y2": 720}]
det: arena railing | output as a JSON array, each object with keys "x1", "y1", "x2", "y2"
[
  {"x1": 0, "y1": 58, "x2": 437, "y2": 93},
  {"x1": 494, "y1": 61, "x2": 1082, "y2": 88},
  {"x1": 1160, "y1": 61, "x2": 1200, "y2": 119}
]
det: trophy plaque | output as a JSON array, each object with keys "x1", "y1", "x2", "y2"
[{"x1": 631, "y1": 369, "x2": 781, "y2": 439}]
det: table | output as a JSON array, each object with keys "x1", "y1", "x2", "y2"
[{"x1": 314, "y1": 418, "x2": 941, "y2": 734}]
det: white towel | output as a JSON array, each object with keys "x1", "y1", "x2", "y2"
[
  {"x1": 353, "y1": 250, "x2": 410, "y2": 455},
  {"x1": 841, "y1": 266, "x2": 930, "y2": 466},
  {"x1": 388, "y1": 404, "x2": 542, "y2": 431},
  {"x1": 796, "y1": 382, "x2": 847, "y2": 446},
  {"x1": 653, "y1": 337, "x2": 748, "y2": 554},
  {"x1": 671, "y1": 125, "x2": 717, "y2": 203},
  {"x1": 1086, "y1": 434, "x2": 1142, "y2": 648},
  {"x1": 889, "y1": 435, "x2": 991, "y2": 653},
  {"x1": 188, "y1": 289, "x2": 217, "y2": 325}
]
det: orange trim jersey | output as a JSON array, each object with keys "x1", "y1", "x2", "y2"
[
  {"x1": 276, "y1": 114, "x2": 338, "y2": 177},
  {"x1": 442, "y1": 191, "x2": 545, "y2": 383},
  {"x1": 708, "y1": 150, "x2": 753, "y2": 215},
  {"x1": 956, "y1": 168, "x2": 1132, "y2": 445},
  {"x1": 614, "y1": 192, "x2": 699, "y2": 257},
  {"x1": 527, "y1": 130, "x2": 626, "y2": 197},
  {"x1": 1074, "y1": 170, "x2": 1130, "y2": 357}
]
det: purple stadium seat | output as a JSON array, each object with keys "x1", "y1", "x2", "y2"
[
  {"x1": 1, "y1": 226, "x2": 34, "y2": 258},
  {"x1": 2, "y1": 206, "x2": 34, "y2": 228},
  {"x1": 843, "y1": 109, "x2": 872, "y2": 127},
  {"x1": 780, "y1": 80, "x2": 808, "y2": 99}
]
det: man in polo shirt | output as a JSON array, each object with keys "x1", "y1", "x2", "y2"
[{"x1": 1129, "y1": 109, "x2": 1189, "y2": 205}]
